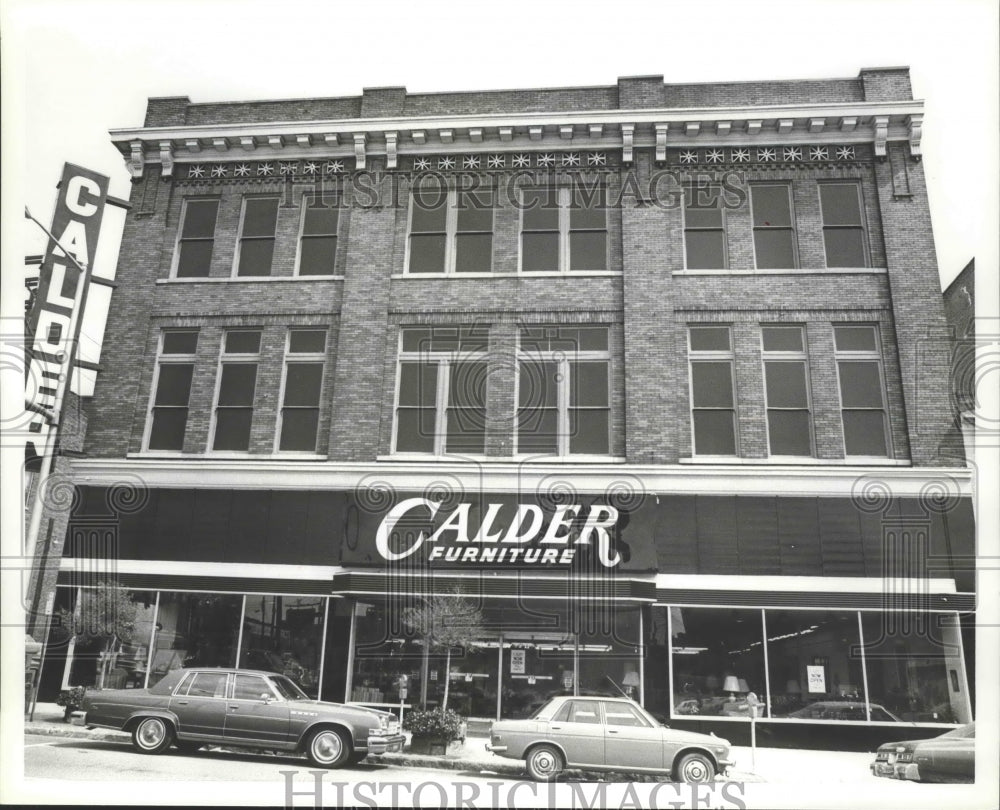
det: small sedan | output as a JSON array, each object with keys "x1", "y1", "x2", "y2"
[
  {"x1": 74, "y1": 667, "x2": 405, "y2": 768},
  {"x1": 871, "y1": 723, "x2": 975, "y2": 783},
  {"x1": 486, "y1": 695, "x2": 734, "y2": 782}
]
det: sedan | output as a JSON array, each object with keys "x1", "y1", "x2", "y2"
[
  {"x1": 486, "y1": 695, "x2": 734, "y2": 782},
  {"x1": 871, "y1": 723, "x2": 975, "y2": 783},
  {"x1": 74, "y1": 667, "x2": 405, "y2": 768}
]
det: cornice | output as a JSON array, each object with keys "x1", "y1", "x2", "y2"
[{"x1": 112, "y1": 99, "x2": 926, "y2": 179}]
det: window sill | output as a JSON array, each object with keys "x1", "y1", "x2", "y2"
[
  {"x1": 378, "y1": 454, "x2": 627, "y2": 463},
  {"x1": 157, "y1": 276, "x2": 344, "y2": 284},
  {"x1": 672, "y1": 267, "x2": 886, "y2": 276},
  {"x1": 392, "y1": 271, "x2": 622, "y2": 280},
  {"x1": 678, "y1": 456, "x2": 909, "y2": 466},
  {"x1": 128, "y1": 451, "x2": 329, "y2": 460}
]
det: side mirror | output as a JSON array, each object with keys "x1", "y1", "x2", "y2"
[{"x1": 260, "y1": 693, "x2": 272, "y2": 703}]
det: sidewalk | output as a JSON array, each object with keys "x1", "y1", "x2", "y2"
[{"x1": 23, "y1": 703, "x2": 871, "y2": 783}]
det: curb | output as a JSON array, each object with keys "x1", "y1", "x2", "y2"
[
  {"x1": 366, "y1": 751, "x2": 524, "y2": 776},
  {"x1": 25, "y1": 723, "x2": 129, "y2": 742}
]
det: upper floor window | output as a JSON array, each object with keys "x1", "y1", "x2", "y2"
[
  {"x1": 820, "y1": 184, "x2": 868, "y2": 268},
  {"x1": 407, "y1": 180, "x2": 494, "y2": 273},
  {"x1": 683, "y1": 185, "x2": 727, "y2": 270},
  {"x1": 393, "y1": 327, "x2": 489, "y2": 454},
  {"x1": 688, "y1": 326, "x2": 736, "y2": 455},
  {"x1": 146, "y1": 330, "x2": 198, "y2": 451},
  {"x1": 520, "y1": 185, "x2": 607, "y2": 272},
  {"x1": 751, "y1": 185, "x2": 797, "y2": 269},
  {"x1": 174, "y1": 199, "x2": 219, "y2": 278},
  {"x1": 236, "y1": 197, "x2": 279, "y2": 277},
  {"x1": 297, "y1": 197, "x2": 339, "y2": 276},
  {"x1": 211, "y1": 329, "x2": 261, "y2": 451},
  {"x1": 277, "y1": 329, "x2": 327, "y2": 452},
  {"x1": 834, "y1": 325, "x2": 889, "y2": 456},
  {"x1": 517, "y1": 326, "x2": 610, "y2": 456},
  {"x1": 762, "y1": 325, "x2": 813, "y2": 455}
]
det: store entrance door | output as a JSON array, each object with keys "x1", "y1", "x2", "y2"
[{"x1": 500, "y1": 633, "x2": 576, "y2": 719}]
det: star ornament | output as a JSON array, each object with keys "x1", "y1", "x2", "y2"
[
  {"x1": 836, "y1": 146, "x2": 855, "y2": 160},
  {"x1": 488, "y1": 155, "x2": 505, "y2": 168},
  {"x1": 587, "y1": 152, "x2": 606, "y2": 166},
  {"x1": 732, "y1": 149, "x2": 750, "y2": 163},
  {"x1": 705, "y1": 149, "x2": 725, "y2": 164},
  {"x1": 463, "y1": 155, "x2": 481, "y2": 169},
  {"x1": 211, "y1": 165, "x2": 228, "y2": 178},
  {"x1": 438, "y1": 156, "x2": 456, "y2": 169},
  {"x1": 757, "y1": 148, "x2": 776, "y2": 162},
  {"x1": 809, "y1": 147, "x2": 829, "y2": 161},
  {"x1": 303, "y1": 162, "x2": 320, "y2": 175},
  {"x1": 280, "y1": 162, "x2": 298, "y2": 175},
  {"x1": 537, "y1": 153, "x2": 556, "y2": 166},
  {"x1": 188, "y1": 165, "x2": 206, "y2": 178},
  {"x1": 783, "y1": 147, "x2": 802, "y2": 161},
  {"x1": 234, "y1": 164, "x2": 251, "y2": 177},
  {"x1": 562, "y1": 153, "x2": 581, "y2": 166},
  {"x1": 512, "y1": 154, "x2": 530, "y2": 167},
  {"x1": 258, "y1": 163, "x2": 275, "y2": 176},
  {"x1": 325, "y1": 160, "x2": 344, "y2": 174},
  {"x1": 413, "y1": 157, "x2": 431, "y2": 171},
  {"x1": 679, "y1": 150, "x2": 698, "y2": 164}
]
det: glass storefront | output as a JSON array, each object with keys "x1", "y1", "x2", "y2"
[{"x1": 239, "y1": 595, "x2": 325, "y2": 698}]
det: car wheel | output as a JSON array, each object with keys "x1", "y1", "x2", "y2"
[
  {"x1": 174, "y1": 741, "x2": 201, "y2": 754},
  {"x1": 525, "y1": 744, "x2": 564, "y2": 782},
  {"x1": 131, "y1": 717, "x2": 174, "y2": 755},
  {"x1": 306, "y1": 728, "x2": 351, "y2": 769},
  {"x1": 675, "y1": 752, "x2": 715, "y2": 783}
]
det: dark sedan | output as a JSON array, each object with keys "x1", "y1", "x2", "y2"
[
  {"x1": 871, "y1": 723, "x2": 975, "y2": 783},
  {"x1": 74, "y1": 667, "x2": 404, "y2": 768}
]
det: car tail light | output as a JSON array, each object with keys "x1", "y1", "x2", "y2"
[{"x1": 897, "y1": 752, "x2": 912, "y2": 762}]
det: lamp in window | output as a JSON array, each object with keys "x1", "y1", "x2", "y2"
[
  {"x1": 722, "y1": 675, "x2": 741, "y2": 701},
  {"x1": 737, "y1": 678, "x2": 749, "y2": 695},
  {"x1": 623, "y1": 670, "x2": 640, "y2": 699}
]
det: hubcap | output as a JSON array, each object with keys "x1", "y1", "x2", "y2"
[
  {"x1": 138, "y1": 720, "x2": 164, "y2": 748},
  {"x1": 683, "y1": 759, "x2": 708, "y2": 781},
  {"x1": 313, "y1": 732, "x2": 342, "y2": 763},
  {"x1": 531, "y1": 749, "x2": 558, "y2": 776}
]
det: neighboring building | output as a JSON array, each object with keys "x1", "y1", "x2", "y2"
[
  {"x1": 944, "y1": 259, "x2": 976, "y2": 461},
  {"x1": 38, "y1": 68, "x2": 975, "y2": 749}
]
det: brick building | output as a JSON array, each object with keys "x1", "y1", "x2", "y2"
[{"x1": 39, "y1": 68, "x2": 975, "y2": 749}]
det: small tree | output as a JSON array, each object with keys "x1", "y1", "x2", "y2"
[
  {"x1": 58, "y1": 579, "x2": 138, "y2": 690},
  {"x1": 401, "y1": 588, "x2": 485, "y2": 711}
]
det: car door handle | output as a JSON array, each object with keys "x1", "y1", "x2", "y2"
[
  {"x1": 608, "y1": 729, "x2": 619, "y2": 734},
  {"x1": 176, "y1": 700, "x2": 189, "y2": 705},
  {"x1": 550, "y1": 725, "x2": 562, "y2": 730},
  {"x1": 228, "y1": 705, "x2": 239, "y2": 710}
]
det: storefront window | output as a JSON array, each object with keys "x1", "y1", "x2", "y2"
[
  {"x1": 351, "y1": 601, "x2": 426, "y2": 707},
  {"x1": 765, "y1": 609, "x2": 864, "y2": 720},
  {"x1": 149, "y1": 592, "x2": 242, "y2": 685},
  {"x1": 860, "y1": 612, "x2": 971, "y2": 724},
  {"x1": 66, "y1": 589, "x2": 157, "y2": 689},
  {"x1": 669, "y1": 608, "x2": 765, "y2": 718},
  {"x1": 239, "y1": 595, "x2": 325, "y2": 698}
]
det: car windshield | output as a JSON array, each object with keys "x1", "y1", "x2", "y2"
[{"x1": 270, "y1": 675, "x2": 309, "y2": 700}]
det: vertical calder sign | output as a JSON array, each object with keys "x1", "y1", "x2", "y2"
[{"x1": 25, "y1": 164, "x2": 110, "y2": 453}]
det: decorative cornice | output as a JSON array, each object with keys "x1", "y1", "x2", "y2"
[
  {"x1": 873, "y1": 115, "x2": 889, "y2": 161},
  {"x1": 907, "y1": 114, "x2": 923, "y2": 161}
]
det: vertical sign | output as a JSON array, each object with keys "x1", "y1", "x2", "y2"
[
  {"x1": 510, "y1": 649, "x2": 526, "y2": 674},
  {"x1": 806, "y1": 665, "x2": 827, "y2": 693}
]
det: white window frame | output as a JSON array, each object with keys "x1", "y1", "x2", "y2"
[
  {"x1": 233, "y1": 196, "x2": 280, "y2": 278},
  {"x1": 295, "y1": 195, "x2": 340, "y2": 277},
  {"x1": 404, "y1": 183, "x2": 495, "y2": 275},
  {"x1": 833, "y1": 324, "x2": 891, "y2": 458},
  {"x1": 208, "y1": 329, "x2": 262, "y2": 453},
  {"x1": 682, "y1": 184, "x2": 728, "y2": 272},
  {"x1": 760, "y1": 325, "x2": 814, "y2": 457},
  {"x1": 687, "y1": 325, "x2": 739, "y2": 457},
  {"x1": 391, "y1": 329, "x2": 490, "y2": 456},
  {"x1": 514, "y1": 327, "x2": 611, "y2": 458},
  {"x1": 819, "y1": 182, "x2": 870, "y2": 269},
  {"x1": 518, "y1": 185, "x2": 608, "y2": 274},
  {"x1": 171, "y1": 197, "x2": 220, "y2": 279},
  {"x1": 750, "y1": 183, "x2": 798, "y2": 270},
  {"x1": 143, "y1": 329, "x2": 199, "y2": 453},
  {"x1": 275, "y1": 329, "x2": 327, "y2": 453}
]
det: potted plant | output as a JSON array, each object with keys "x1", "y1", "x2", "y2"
[
  {"x1": 403, "y1": 707, "x2": 465, "y2": 755},
  {"x1": 55, "y1": 686, "x2": 86, "y2": 721}
]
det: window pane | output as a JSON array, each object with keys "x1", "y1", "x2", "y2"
[
  {"x1": 834, "y1": 326, "x2": 878, "y2": 352},
  {"x1": 576, "y1": 327, "x2": 609, "y2": 351},
  {"x1": 213, "y1": 409, "x2": 252, "y2": 450},
  {"x1": 820, "y1": 185, "x2": 862, "y2": 225},
  {"x1": 824, "y1": 229, "x2": 866, "y2": 267},
  {"x1": 239, "y1": 595, "x2": 324, "y2": 698},
  {"x1": 399, "y1": 363, "x2": 437, "y2": 407},
  {"x1": 768, "y1": 410, "x2": 812, "y2": 455},
  {"x1": 522, "y1": 188, "x2": 559, "y2": 230},
  {"x1": 838, "y1": 361, "x2": 883, "y2": 407},
  {"x1": 456, "y1": 191, "x2": 493, "y2": 232},
  {"x1": 181, "y1": 200, "x2": 219, "y2": 238},
  {"x1": 242, "y1": 198, "x2": 279, "y2": 237},
  {"x1": 303, "y1": 203, "x2": 338, "y2": 235},
  {"x1": 519, "y1": 360, "x2": 558, "y2": 408},
  {"x1": 754, "y1": 229, "x2": 795, "y2": 269},
  {"x1": 689, "y1": 326, "x2": 730, "y2": 352},
  {"x1": 225, "y1": 331, "x2": 261, "y2": 354},
  {"x1": 411, "y1": 186, "x2": 447, "y2": 232},
  {"x1": 517, "y1": 409, "x2": 559, "y2": 452},
  {"x1": 299, "y1": 237, "x2": 337, "y2": 275},
  {"x1": 445, "y1": 408, "x2": 486, "y2": 453},
  {"x1": 148, "y1": 409, "x2": 187, "y2": 450},
  {"x1": 233, "y1": 675, "x2": 269, "y2": 701},
  {"x1": 450, "y1": 362, "x2": 487, "y2": 408},
  {"x1": 401, "y1": 328, "x2": 433, "y2": 352},
  {"x1": 288, "y1": 330, "x2": 326, "y2": 353},
  {"x1": 188, "y1": 672, "x2": 229, "y2": 698},
  {"x1": 162, "y1": 331, "x2": 198, "y2": 354},
  {"x1": 522, "y1": 233, "x2": 559, "y2": 271},
  {"x1": 176, "y1": 241, "x2": 213, "y2": 277},
  {"x1": 693, "y1": 410, "x2": 736, "y2": 455},
  {"x1": 843, "y1": 411, "x2": 887, "y2": 456},
  {"x1": 569, "y1": 231, "x2": 607, "y2": 271},
  {"x1": 237, "y1": 239, "x2": 275, "y2": 276},
  {"x1": 154, "y1": 364, "x2": 194, "y2": 406},
  {"x1": 409, "y1": 234, "x2": 447, "y2": 273},
  {"x1": 454, "y1": 234, "x2": 492, "y2": 272},
  {"x1": 762, "y1": 326, "x2": 803, "y2": 352},
  {"x1": 765, "y1": 361, "x2": 808, "y2": 408},
  {"x1": 279, "y1": 409, "x2": 319, "y2": 451},
  {"x1": 570, "y1": 187, "x2": 605, "y2": 230},
  {"x1": 570, "y1": 361, "x2": 608, "y2": 407},
  {"x1": 283, "y1": 364, "x2": 323, "y2": 406},
  {"x1": 752, "y1": 186, "x2": 792, "y2": 227},
  {"x1": 395, "y1": 409, "x2": 436, "y2": 452},
  {"x1": 569, "y1": 409, "x2": 609, "y2": 454},
  {"x1": 218, "y1": 364, "x2": 257, "y2": 405},
  {"x1": 691, "y1": 362, "x2": 733, "y2": 408},
  {"x1": 685, "y1": 231, "x2": 725, "y2": 269},
  {"x1": 685, "y1": 208, "x2": 723, "y2": 228}
]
